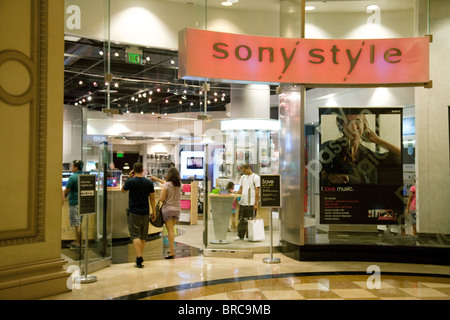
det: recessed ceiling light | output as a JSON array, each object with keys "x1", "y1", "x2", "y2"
[
  {"x1": 221, "y1": 0, "x2": 238, "y2": 6},
  {"x1": 367, "y1": 5, "x2": 380, "y2": 10},
  {"x1": 305, "y1": 6, "x2": 315, "y2": 11}
]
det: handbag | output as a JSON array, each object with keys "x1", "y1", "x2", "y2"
[
  {"x1": 247, "y1": 215, "x2": 265, "y2": 242},
  {"x1": 151, "y1": 200, "x2": 164, "y2": 227}
]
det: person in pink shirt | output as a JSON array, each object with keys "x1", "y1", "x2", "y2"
[{"x1": 403, "y1": 185, "x2": 417, "y2": 237}]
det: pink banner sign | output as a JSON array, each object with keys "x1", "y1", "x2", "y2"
[{"x1": 178, "y1": 28, "x2": 429, "y2": 86}]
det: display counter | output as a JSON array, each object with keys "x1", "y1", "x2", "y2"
[
  {"x1": 208, "y1": 194, "x2": 239, "y2": 243},
  {"x1": 61, "y1": 187, "x2": 163, "y2": 241},
  {"x1": 108, "y1": 188, "x2": 163, "y2": 238},
  {"x1": 207, "y1": 193, "x2": 271, "y2": 244}
]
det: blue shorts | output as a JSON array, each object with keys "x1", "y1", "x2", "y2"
[
  {"x1": 410, "y1": 210, "x2": 416, "y2": 225},
  {"x1": 69, "y1": 205, "x2": 81, "y2": 227}
]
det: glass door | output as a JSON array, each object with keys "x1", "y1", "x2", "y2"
[{"x1": 63, "y1": 0, "x2": 113, "y2": 272}]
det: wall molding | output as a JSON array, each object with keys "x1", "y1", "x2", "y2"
[{"x1": 0, "y1": 0, "x2": 48, "y2": 246}]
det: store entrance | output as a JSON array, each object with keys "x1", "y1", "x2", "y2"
[{"x1": 62, "y1": 36, "x2": 283, "y2": 260}]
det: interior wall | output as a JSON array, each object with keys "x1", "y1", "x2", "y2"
[
  {"x1": 415, "y1": 0, "x2": 450, "y2": 234},
  {"x1": 64, "y1": 0, "x2": 279, "y2": 49},
  {"x1": 305, "y1": 87, "x2": 415, "y2": 124},
  {"x1": 64, "y1": 1, "x2": 414, "y2": 47},
  {"x1": 306, "y1": 9, "x2": 414, "y2": 39}
]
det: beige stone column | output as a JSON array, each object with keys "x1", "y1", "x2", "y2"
[
  {"x1": 0, "y1": 0, "x2": 68, "y2": 299},
  {"x1": 415, "y1": 0, "x2": 450, "y2": 235}
]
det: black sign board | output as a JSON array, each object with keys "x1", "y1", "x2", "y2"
[
  {"x1": 260, "y1": 175, "x2": 281, "y2": 208},
  {"x1": 78, "y1": 174, "x2": 96, "y2": 215}
]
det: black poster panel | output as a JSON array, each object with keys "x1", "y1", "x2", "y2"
[
  {"x1": 318, "y1": 107, "x2": 403, "y2": 224},
  {"x1": 260, "y1": 175, "x2": 281, "y2": 208},
  {"x1": 78, "y1": 174, "x2": 96, "y2": 215}
]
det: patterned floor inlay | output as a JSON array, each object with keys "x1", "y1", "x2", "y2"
[{"x1": 112, "y1": 272, "x2": 450, "y2": 300}]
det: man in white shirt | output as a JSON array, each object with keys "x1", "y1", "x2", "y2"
[{"x1": 236, "y1": 164, "x2": 260, "y2": 240}]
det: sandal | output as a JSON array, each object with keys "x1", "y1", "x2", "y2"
[{"x1": 165, "y1": 253, "x2": 175, "y2": 259}]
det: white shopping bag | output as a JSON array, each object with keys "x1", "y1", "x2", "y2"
[{"x1": 247, "y1": 219, "x2": 265, "y2": 241}]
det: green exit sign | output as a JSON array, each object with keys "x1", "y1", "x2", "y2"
[{"x1": 127, "y1": 53, "x2": 141, "y2": 64}]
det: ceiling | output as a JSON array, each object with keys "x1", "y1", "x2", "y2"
[
  {"x1": 64, "y1": 0, "x2": 415, "y2": 115},
  {"x1": 64, "y1": 37, "x2": 235, "y2": 115},
  {"x1": 170, "y1": 0, "x2": 415, "y2": 13}
]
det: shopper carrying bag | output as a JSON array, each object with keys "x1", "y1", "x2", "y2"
[
  {"x1": 247, "y1": 211, "x2": 265, "y2": 242},
  {"x1": 151, "y1": 200, "x2": 164, "y2": 228},
  {"x1": 235, "y1": 164, "x2": 261, "y2": 241}
]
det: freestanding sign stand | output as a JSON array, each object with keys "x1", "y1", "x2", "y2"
[
  {"x1": 260, "y1": 175, "x2": 281, "y2": 264},
  {"x1": 76, "y1": 174, "x2": 97, "y2": 284}
]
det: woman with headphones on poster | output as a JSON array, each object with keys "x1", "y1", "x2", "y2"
[{"x1": 320, "y1": 109, "x2": 401, "y2": 185}]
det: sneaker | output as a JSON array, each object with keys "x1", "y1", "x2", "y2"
[{"x1": 234, "y1": 236, "x2": 243, "y2": 241}]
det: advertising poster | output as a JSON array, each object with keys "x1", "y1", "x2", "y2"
[
  {"x1": 78, "y1": 174, "x2": 96, "y2": 215},
  {"x1": 260, "y1": 175, "x2": 281, "y2": 208},
  {"x1": 319, "y1": 107, "x2": 403, "y2": 224}
]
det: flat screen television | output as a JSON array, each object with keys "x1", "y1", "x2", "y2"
[
  {"x1": 180, "y1": 151, "x2": 204, "y2": 180},
  {"x1": 107, "y1": 177, "x2": 118, "y2": 187},
  {"x1": 187, "y1": 157, "x2": 203, "y2": 169}
]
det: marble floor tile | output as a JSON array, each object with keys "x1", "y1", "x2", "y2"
[
  {"x1": 41, "y1": 232, "x2": 450, "y2": 301},
  {"x1": 398, "y1": 287, "x2": 450, "y2": 298},
  {"x1": 261, "y1": 290, "x2": 305, "y2": 300},
  {"x1": 332, "y1": 288, "x2": 379, "y2": 299}
]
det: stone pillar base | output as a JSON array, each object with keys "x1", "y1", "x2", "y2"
[{"x1": 0, "y1": 258, "x2": 69, "y2": 300}]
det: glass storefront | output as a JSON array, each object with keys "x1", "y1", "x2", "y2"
[{"x1": 63, "y1": 0, "x2": 450, "y2": 267}]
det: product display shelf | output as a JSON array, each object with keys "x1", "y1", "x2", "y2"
[
  {"x1": 147, "y1": 153, "x2": 172, "y2": 179},
  {"x1": 179, "y1": 181, "x2": 198, "y2": 225}
]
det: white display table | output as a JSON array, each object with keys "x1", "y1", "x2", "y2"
[{"x1": 208, "y1": 194, "x2": 239, "y2": 244}]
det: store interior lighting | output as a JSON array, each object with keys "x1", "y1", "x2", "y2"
[
  {"x1": 64, "y1": 36, "x2": 279, "y2": 116},
  {"x1": 367, "y1": 5, "x2": 380, "y2": 11},
  {"x1": 221, "y1": 0, "x2": 238, "y2": 7}
]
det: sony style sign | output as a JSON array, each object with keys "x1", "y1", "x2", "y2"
[{"x1": 178, "y1": 28, "x2": 429, "y2": 86}]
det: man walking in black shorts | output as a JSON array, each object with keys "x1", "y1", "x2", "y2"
[{"x1": 122, "y1": 162, "x2": 156, "y2": 268}]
